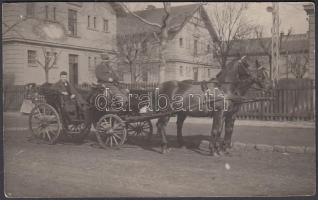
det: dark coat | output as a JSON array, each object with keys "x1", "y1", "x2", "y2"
[
  {"x1": 95, "y1": 62, "x2": 119, "y2": 83},
  {"x1": 52, "y1": 80, "x2": 87, "y2": 107}
]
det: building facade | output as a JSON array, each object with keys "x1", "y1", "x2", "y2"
[
  {"x1": 228, "y1": 33, "x2": 310, "y2": 79},
  {"x1": 117, "y1": 4, "x2": 220, "y2": 83},
  {"x1": 3, "y1": 2, "x2": 125, "y2": 85},
  {"x1": 304, "y1": 3, "x2": 315, "y2": 80}
]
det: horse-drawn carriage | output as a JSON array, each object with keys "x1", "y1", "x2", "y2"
[
  {"x1": 27, "y1": 56, "x2": 272, "y2": 154},
  {"x1": 27, "y1": 82, "x2": 168, "y2": 149}
]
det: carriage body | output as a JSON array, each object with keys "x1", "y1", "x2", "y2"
[
  {"x1": 28, "y1": 82, "x2": 154, "y2": 147},
  {"x1": 28, "y1": 83, "x2": 91, "y2": 144}
]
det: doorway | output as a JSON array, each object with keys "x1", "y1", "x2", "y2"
[{"x1": 69, "y1": 54, "x2": 78, "y2": 85}]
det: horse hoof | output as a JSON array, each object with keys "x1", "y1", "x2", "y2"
[
  {"x1": 161, "y1": 147, "x2": 170, "y2": 154},
  {"x1": 210, "y1": 152, "x2": 219, "y2": 157},
  {"x1": 218, "y1": 151, "x2": 225, "y2": 156},
  {"x1": 224, "y1": 150, "x2": 232, "y2": 156}
]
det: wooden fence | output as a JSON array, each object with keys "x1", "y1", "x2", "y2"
[
  {"x1": 237, "y1": 79, "x2": 315, "y2": 121},
  {"x1": 4, "y1": 80, "x2": 315, "y2": 121}
]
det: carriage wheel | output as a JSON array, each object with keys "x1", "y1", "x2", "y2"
[
  {"x1": 95, "y1": 114, "x2": 127, "y2": 149},
  {"x1": 29, "y1": 103, "x2": 62, "y2": 144},
  {"x1": 64, "y1": 121, "x2": 91, "y2": 143},
  {"x1": 127, "y1": 120, "x2": 153, "y2": 141}
]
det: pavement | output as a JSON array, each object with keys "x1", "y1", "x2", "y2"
[{"x1": 3, "y1": 112, "x2": 316, "y2": 154}]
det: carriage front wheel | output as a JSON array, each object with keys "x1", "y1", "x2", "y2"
[
  {"x1": 95, "y1": 114, "x2": 127, "y2": 149},
  {"x1": 29, "y1": 103, "x2": 62, "y2": 144}
]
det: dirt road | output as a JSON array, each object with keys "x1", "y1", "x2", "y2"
[{"x1": 4, "y1": 128, "x2": 316, "y2": 197}]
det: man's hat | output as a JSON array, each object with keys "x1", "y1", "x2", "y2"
[
  {"x1": 60, "y1": 71, "x2": 67, "y2": 76},
  {"x1": 101, "y1": 53, "x2": 109, "y2": 61}
]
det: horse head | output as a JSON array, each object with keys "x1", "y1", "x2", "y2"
[{"x1": 215, "y1": 56, "x2": 272, "y2": 96}]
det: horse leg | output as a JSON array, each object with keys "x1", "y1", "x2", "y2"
[
  {"x1": 156, "y1": 116, "x2": 171, "y2": 154},
  {"x1": 176, "y1": 113, "x2": 186, "y2": 147},
  {"x1": 210, "y1": 110, "x2": 223, "y2": 156},
  {"x1": 223, "y1": 114, "x2": 236, "y2": 154}
]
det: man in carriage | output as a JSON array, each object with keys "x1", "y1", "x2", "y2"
[
  {"x1": 53, "y1": 71, "x2": 89, "y2": 125},
  {"x1": 94, "y1": 54, "x2": 129, "y2": 110}
]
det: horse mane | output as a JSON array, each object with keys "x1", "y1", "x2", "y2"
[{"x1": 215, "y1": 58, "x2": 241, "y2": 83}]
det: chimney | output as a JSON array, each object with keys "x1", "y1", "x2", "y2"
[{"x1": 146, "y1": 5, "x2": 156, "y2": 10}]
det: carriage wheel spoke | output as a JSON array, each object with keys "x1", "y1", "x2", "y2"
[
  {"x1": 113, "y1": 132, "x2": 122, "y2": 141},
  {"x1": 105, "y1": 137, "x2": 110, "y2": 145},
  {"x1": 113, "y1": 135, "x2": 118, "y2": 145},
  {"x1": 46, "y1": 130, "x2": 52, "y2": 141}
]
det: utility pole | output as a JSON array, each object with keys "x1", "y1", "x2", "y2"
[{"x1": 269, "y1": 3, "x2": 280, "y2": 84}]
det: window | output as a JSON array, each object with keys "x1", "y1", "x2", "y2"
[
  {"x1": 103, "y1": 19, "x2": 109, "y2": 32},
  {"x1": 26, "y1": 3, "x2": 35, "y2": 17},
  {"x1": 87, "y1": 16, "x2": 90, "y2": 28},
  {"x1": 179, "y1": 38, "x2": 183, "y2": 47},
  {"x1": 68, "y1": 9, "x2": 77, "y2": 36},
  {"x1": 208, "y1": 69, "x2": 211, "y2": 77},
  {"x1": 27, "y1": 50, "x2": 37, "y2": 65},
  {"x1": 207, "y1": 44, "x2": 210, "y2": 53},
  {"x1": 179, "y1": 66, "x2": 184, "y2": 76},
  {"x1": 94, "y1": 57, "x2": 97, "y2": 66},
  {"x1": 45, "y1": 5, "x2": 49, "y2": 19},
  {"x1": 53, "y1": 7, "x2": 56, "y2": 21},
  {"x1": 88, "y1": 56, "x2": 91, "y2": 68},
  {"x1": 93, "y1": 17, "x2": 96, "y2": 29},
  {"x1": 194, "y1": 39, "x2": 198, "y2": 56}
]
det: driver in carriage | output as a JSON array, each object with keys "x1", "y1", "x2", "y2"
[{"x1": 94, "y1": 54, "x2": 129, "y2": 109}]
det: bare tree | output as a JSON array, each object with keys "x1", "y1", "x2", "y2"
[
  {"x1": 116, "y1": 32, "x2": 153, "y2": 83},
  {"x1": 35, "y1": 47, "x2": 61, "y2": 83},
  {"x1": 287, "y1": 53, "x2": 309, "y2": 78},
  {"x1": 210, "y1": 3, "x2": 255, "y2": 68},
  {"x1": 120, "y1": 2, "x2": 173, "y2": 83}
]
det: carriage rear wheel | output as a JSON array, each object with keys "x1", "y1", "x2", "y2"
[
  {"x1": 95, "y1": 114, "x2": 127, "y2": 149},
  {"x1": 29, "y1": 103, "x2": 62, "y2": 144},
  {"x1": 127, "y1": 120, "x2": 153, "y2": 141}
]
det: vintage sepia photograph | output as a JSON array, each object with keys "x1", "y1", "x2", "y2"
[{"x1": 2, "y1": 1, "x2": 316, "y2": 197}]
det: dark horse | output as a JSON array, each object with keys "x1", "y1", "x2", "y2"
[{"x1": 156, "y1": 56, "x2": 272, "y2": 155}]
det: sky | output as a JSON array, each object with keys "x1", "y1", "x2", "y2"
[{"x1": 125, "y1": 2, "x2": 310, "y2": 37}]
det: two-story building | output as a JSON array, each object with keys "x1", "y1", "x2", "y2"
[
  {"x1": 3, "y1": 2, "x2": 125, "y2": 85},
  {"x1": 117, "y1": 4, "x2": 220, "y2": 83},
  {"x1": 304, "y1": 3, "x2": 315, "y2": 80},
  {"x1": 228, "y1": 33, "x2": 310, "y2": 79}
]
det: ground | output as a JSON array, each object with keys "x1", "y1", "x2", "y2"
[{"x1": 4, "y1": 114, "x2": 316, "y2": 197}]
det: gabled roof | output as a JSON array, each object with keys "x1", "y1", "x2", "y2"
[
  {"x1": 109, "y1": 2, "x2": 126, "y2": 17},
  {"x1": 117, "y1": 4, "x2": 218, "y2": 40},
  {"x1": 228, "y1": 34, "x2": 309, "y2": 56}
]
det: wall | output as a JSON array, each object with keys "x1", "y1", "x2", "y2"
[
  {"x1": 3, "y1": 42, "x2": 104, "y2": 85},
  {"x1": 304, "y1": 4, "x2": 315, "y2": 80},
  {"x1": 164, "y1": 8, "x2": 217, "y2": 81},
  {"x1": 3, "y1": 2, "x2": 118, "y2": 85}
]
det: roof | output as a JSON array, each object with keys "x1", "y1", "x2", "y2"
[
  {"x1": 117, "y1": 4, "x2": 218, "y2": 40},
  {"x1": 228, "y1": 34, "x2": 309, "y2": 56},
  {"x1": 109, "y1": 3, "x2": 126, "y2": 17}
]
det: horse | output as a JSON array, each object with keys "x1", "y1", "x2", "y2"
[{"x1": 156, "y1": 56, "x2": 272, "y2": 155}]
